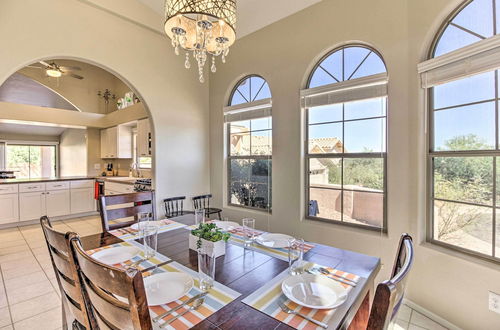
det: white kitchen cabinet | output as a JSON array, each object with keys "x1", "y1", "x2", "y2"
[
  {"x1": 0, "y1": 193, "x2": 19, "y2": 224},
  {"x1": 46, "y1": 190, "x2": 71, "y2": 217},
  {"x1": 71, "y1": 188, "x2": 96, "y2": 214},
  {"x1": 137, "y1": 118, "x2": 152, "y2": 157},
  {"x1": 100, "y1": 125, "x2": 132, "y2": 159},
  {"x1": 19, "y1": 191, "x2": 46, "y2": 221}
]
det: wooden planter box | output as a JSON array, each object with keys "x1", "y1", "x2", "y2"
[{"x1": 189, "y1": 234, "x2": 226, "y2": 258}]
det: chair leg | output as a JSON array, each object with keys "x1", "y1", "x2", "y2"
[{"x1": 217, "y1": 211, "x2": 222, "y2": 220}]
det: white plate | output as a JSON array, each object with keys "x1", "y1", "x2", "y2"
[
  {"x1": 255, "y1": 233, "x2": 294, "y2": 248},
  {"x1": 143, "y1": 272, "x2": 194, "y2": 306},
  {"x1": 131, "y1": 221, "x2": 162, "y2": 231},
  {"x1": 91, "y1": 246, "x2": 142, "y2": 265},
  {"x1": 212, "y1": 221, "x2": 240, "y2": 231},
  {"x1": 281, "y1": 273, "x2": 348, "y2": 309}
]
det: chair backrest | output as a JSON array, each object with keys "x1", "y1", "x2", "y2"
[
  {"x1": 163, "y1": 196, "x2": 186, "y2": 218},
  {"x1": 70, "y1": 234, "x2": 152, "y2": 330},
  {"x1": 40, "y1": 216, "x2": 95, "y2": 329},
  {"x1": 367, "y1": 233, "x2": 414, "y2": 330},
  {"x1": 99, "y1": 191, "x2": 156, "y2": 231},
  {"x1": 192, "y1": 194, "x2": 212, "y2": 211}
]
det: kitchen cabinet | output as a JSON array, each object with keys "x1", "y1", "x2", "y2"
[
  {"x1": 19, "y1": 191, "x2": 46, "y2": 221},
  {"x1": 46, "y1": 190, "x2": 71, "y2": 217},
  {"x1": 0, "y1": 193, "x2": 19, "y2": 224},
  {"x1": 100, "y1": 125, "x2": 132, "y2": 159},
  {"x1": 137, "y1": 118, "x2": 152, "y2": 157},
  {"x1": 71, "y1": 188, "x2": 95, "y2": 214}
]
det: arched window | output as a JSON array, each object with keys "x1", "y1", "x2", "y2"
[
  {"x1": 421, "y1": 0, "x2": 500, "y2": 260},
  {"x1": 303, "y1": 45, "x2": 387, "y2": 231},
  {"x1": 225, "y1": 75, "x2": 272, "y2": 211}
]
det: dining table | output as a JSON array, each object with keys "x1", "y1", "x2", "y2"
[{"x1": 80, "y1": 214, "x2": 381, "y2": 329}]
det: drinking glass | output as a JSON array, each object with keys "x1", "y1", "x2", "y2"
[
  {"x1": 137, "y1": 212, "x2": 152, "y2": 233},
  {"x1": 288, "y1": 238, "x2": 305, "y2": 275},
  {"x1": 242, "y1": 218, "x2": 256, "y2": 247},
  {"x1": 197, "y1": 244, "x2": 216, "y2": 291},
  {"x1": 142, "y1": 222, "x2": 158, "y2": 259},
  {"x1": 194, "y1": 208, "x2": 205, "y2": 226}
]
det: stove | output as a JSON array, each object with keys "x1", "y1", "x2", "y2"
[{"x1": 134, "y1": 178, "x2": 152, "y2": 192}]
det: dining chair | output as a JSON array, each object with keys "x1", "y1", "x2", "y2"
[
  {"x1": 99, "y1": 191, "x2": 156, "y2": 231},
  {"x1": 40, "y1": 216, "x2": 95, "y2": 330},
  {"x1": 367, "y1": 233, "x2": 414, "y2": 330},
  {"x1": 192, "y1": 194, "x2": 222, "y2": 219},
  {"x1": 69, "y1": 234, "x2": 152, "y2": 330},
  {"x1": 163, "y1": 196, "x2": 194, "y2": 218}
]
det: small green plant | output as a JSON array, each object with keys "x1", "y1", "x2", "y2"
[{"x1": 191, "y1": 223, "x2": 230, "y2": 249}]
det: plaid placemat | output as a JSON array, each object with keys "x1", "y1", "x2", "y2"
[
  {"x1": 186, "y1": 223, "x2": 315, "y2": 261},
  {"x1": 87, "y1": 242, "x2": 241, "y2": 329},
  {"x1": 242, "y1": 264, "x2": 361, "y2": 330},
  {"x1": 109, "y1": 219, "x2": 187, "y2": 241}
]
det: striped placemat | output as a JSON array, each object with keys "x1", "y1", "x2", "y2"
[
  {"x1": 242, "y1": 264, "x2": 361, "y2": 330},
  {"x1": 186, "y1": 223, "x2": 315, "y2": 261},
  {"x1": 87, "y1": 242, "x2": 241, "y2": 329},
  {"x1": 109, "y1": 219, "x2": 187, "y2": 241}
]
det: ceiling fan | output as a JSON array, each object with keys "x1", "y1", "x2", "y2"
[{"x1": 28, "y1": 61, "x2": 84, "y2": 80}]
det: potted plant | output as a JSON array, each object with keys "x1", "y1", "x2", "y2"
[{"x1": 189, "y1": 223, "x2": 230, "y2": 257}]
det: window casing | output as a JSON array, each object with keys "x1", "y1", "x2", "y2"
[
  {"x1": 226, "y1": 76, "x2": 272, "y2": 211},
  {"x1": 5, "y1": 143, "x2": 57, "y2": 179},
  {"x1": 304, "y1": 45, "x2": 387, "y2": 231},
  {"x1": 424, "y1": 0, "x2": 500, "y2": 261}
]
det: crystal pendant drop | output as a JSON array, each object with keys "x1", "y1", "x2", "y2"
[
  {"x1": 221, "y1": 54, "x2": 226, "y2": 64},
  {"x1": 185, "y1": 52, "x2": 191, "y2": 69},
  {"x1": 211, "y1": 56, "x2": 216, "y2": 73}
]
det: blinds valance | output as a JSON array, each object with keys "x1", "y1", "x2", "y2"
[
  {"x1": 300, "y1": 73, "x2": 388, "y2": 108},
  {"x1": 223, "y1": 98, "x2": 272, "y2": 122},
  {"x1": 418, "y1": 35, "x2": 500, "y2": 88}
]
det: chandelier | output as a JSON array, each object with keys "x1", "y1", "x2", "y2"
[{"x1": 164, "y1": 0, "x2": 237, "y2": 83}]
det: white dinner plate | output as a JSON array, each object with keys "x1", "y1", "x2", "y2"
[
  {"x1": 91, "y1": 246, "x2": 142, "y2": 265},
  {"x1": 131, "y1": 221, "x2": 162, "y2": 231},
  {"x1": 255, "y1": 233, "x2": 294, "y2": 248},
  {"x1": 143, "y1": 272, "x2": 194, "y2": 306},
  {"x1": 281, "y1": 273, "x2": 348, "y2": 309},
  {"x1": 212, "y1": 221, "x2": 240, "y2": 231}
]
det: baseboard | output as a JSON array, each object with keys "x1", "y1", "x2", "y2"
[{"x1": 403, "y1": 298, "x2": 462, "y2": 330}]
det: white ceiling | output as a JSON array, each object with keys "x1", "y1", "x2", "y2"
[
  {"x1": 0, "y1": 123, "x2": 68, "y2": 136},
  {"x1": 138, "y1": 0, "x2": 322, "y2": 38}
]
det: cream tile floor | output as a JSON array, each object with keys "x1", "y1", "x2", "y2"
[{"x1": 0, "y1": 215, "x2": 451, "y2": 330}]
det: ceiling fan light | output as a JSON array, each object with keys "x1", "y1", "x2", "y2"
[{"x1": 46, "y1": 68, "x2": 62, "y2": 78}]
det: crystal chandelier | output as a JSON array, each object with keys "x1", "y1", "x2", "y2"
[{"x1": 164, "y1": 0, "x2": 237, "y2": 83}]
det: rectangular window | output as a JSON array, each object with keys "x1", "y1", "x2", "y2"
[
  {"x1": 430, "y1": 70, "x2": 500, "y2": 261},
  {"x1": 6, "y1": 144, "x2": 57, "y2": 179},
  {"x1": 306, "y1": 97, "x2": 387, "y2": 230},
  {"x1": 227, "y1": 117, "x2": 272, "y2": 211}
]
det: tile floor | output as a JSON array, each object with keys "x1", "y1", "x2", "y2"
[{"x1": 0, "y1": 215, "x2": 451, "y2": 330}]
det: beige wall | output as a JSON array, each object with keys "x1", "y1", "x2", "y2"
[
  {"x1": 0, "y1": 132, "x2": 59, "y2": 142},
  {"x1": 18, "y1": 59, "x2": 131, "y2": 114},
  {"x1": 209, "y1": 0, "x2": 500, "y2": 328},
  {"x1": 59, "y1": 128, "x2": 87, "y2": 176},
  {"x1": 0, "y1": 0, "x2": 210, "y2": 217}
]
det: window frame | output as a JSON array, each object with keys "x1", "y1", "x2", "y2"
[
  {"x1": 426, "y1": 0, "x2": 500, "y2": 263},
  {"x1": 4, "y1": 141, "x2": 59, "y2": 179},
  {"x1": 304, "y1": 44, "x2": 388, "y2": 232},
  {"x1": 226, "y1": 75, "x2": 272, "y2": 213}
]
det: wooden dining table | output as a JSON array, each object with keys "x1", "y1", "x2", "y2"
[{"x1": 80, "y1": 214, "x2": 381, "y2": 329}]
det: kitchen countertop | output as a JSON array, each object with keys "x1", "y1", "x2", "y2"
[{"x1": 0, "y1": 176, "x2": 97, "y2": 184}]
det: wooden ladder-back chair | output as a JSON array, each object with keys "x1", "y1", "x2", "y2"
[
  {"x1": 99, "y1": 191, "x2": 156, "y2": 231},
  {"x1": 40, "y1": 216, "x2": 95, "y2": 330},
  {"x1": 70, "y1": 234, "x2": 152, "y2": 330},
  {"x1": 367, "y1": 233, "x2": 414, "y2": 330}
]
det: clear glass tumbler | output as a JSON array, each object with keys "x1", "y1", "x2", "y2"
[
  {"x1": 194, "y1": 208, "x2": 205, "y2": 226},
  {"x1": 197, "y1": 245, "x2": 216, "y2": 291},
  {"x1": 242, "y1": 218, "x2": 256, "y2": 247},
  {"x1": 288, "y1": 238, "x2": 305, "y2": 275},
  {"x1": 142, "y1": 223, "x2": 158, "y2": 259},
  {"x1": 137, "y1": 212, "x2": 152, "y2": 233}
]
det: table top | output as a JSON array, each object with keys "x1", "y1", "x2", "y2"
[{"x1": 80, "y1": 214, "x2": 381, "y2": 329}]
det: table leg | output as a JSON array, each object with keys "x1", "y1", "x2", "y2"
[{"x1": 348, "y1": 292, "x2": 370, "y2": 330}]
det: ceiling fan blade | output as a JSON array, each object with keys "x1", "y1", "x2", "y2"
[
  {"x1": 26, "y1": 65, "x2": 43, "y2": 69},
  {"x1": 59, "y1": 66, "x2": 82, "y2": 71},
  {"x1": 67, "y1": 72, "x2": 84, "y2": 80},
  {"x1": 39, "y1": 60, "x2": 51, "y2": 68}
]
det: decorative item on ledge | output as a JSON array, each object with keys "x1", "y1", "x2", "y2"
[
  {"x1": 189, "y1": 222, "x2": 230, "y2": 257},
  {"x1": 164, "y1": 0, "x2": 237, "y2": 83}
]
